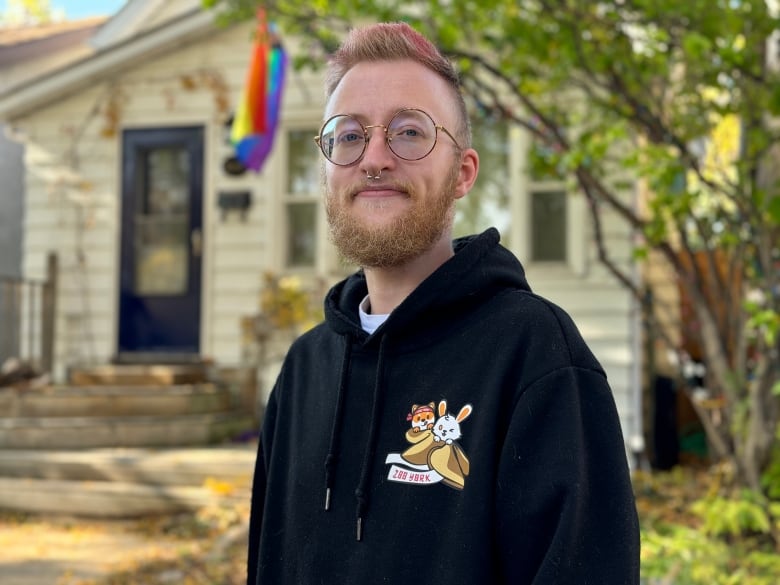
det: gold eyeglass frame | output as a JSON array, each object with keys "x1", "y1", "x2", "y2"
[{"x1": 314, "y1": 108, "x2": 462, "y2": 166}]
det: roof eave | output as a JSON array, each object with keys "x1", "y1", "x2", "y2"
[
  {"x1": 0, "y1": 22, "x2": 106, "y2": 66},
  {"x1": 0, "y1": 8, "x2": 217, "y2": 122}
]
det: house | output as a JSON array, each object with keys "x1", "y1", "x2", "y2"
[{"x1": 0, "y1": 0, "x2": 643, "y2": 457}]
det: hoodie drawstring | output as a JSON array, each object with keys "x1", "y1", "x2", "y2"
[
  {"x1": 322, "y1": 332, "x2": 389, "y2": 542},
  {"x1": 354, "y1": 334, "x2": 388, "y2": 541},
  {"x1": 324, "y1": 335, "x2": 352, "y2": 511}
]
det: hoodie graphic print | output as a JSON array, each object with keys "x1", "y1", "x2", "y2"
[
  {"x1": 247, "y1": 228, "x2": 640, "y2": 585},
  {"x1": 385, "y1": 400, "x2": 473, "y2": 490}
]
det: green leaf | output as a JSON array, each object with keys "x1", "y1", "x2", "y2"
[{"x1": 682, "y1": 32, "x2": 713, "y2": 59}]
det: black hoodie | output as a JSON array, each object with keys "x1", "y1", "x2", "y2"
[{"x1": 247, "y1": 228, "x2": 640, "y2": 585}]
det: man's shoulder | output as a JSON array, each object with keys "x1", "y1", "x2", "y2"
[
  {"x1": 283, "y1": 321, "x2": 344, "y2": 360},
  {"x1": 490, "y1": 287, "x2": 572, "y2": 327},
  {"x1": 290, "y1": 321, "x2": 332, "y2": 347},
  {"x1": 487, "y1": 288, "x2": 602, "y2": 367}
]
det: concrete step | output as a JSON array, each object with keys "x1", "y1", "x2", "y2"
[
  {"x1": 0, "y1": 446, "x2": 256, "y2": 485},
  {"x1": 0, "y1": 383, "x2": 231, "y2": 418},
  {"x1": 0, "y1": 477, "x2": 249, "y2": 518},
  {"x1": 0, "y1": 412, "x2": 255, "y2": 449},
  {"x1": 0, "y1": 446, "x2": 256, "y2": 517},
  {"x1": 68, "y1": 363, "x2": 212, "y2": 386}
]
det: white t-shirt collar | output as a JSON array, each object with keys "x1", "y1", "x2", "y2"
[{"x1": 358, "y1": 295, "x2": 389, "y2": 334}]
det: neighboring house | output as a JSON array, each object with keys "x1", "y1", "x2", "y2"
[
  {"x1": 0, "y1": 118, "x2": 23, "y2": 364},
  {"x1": 0, "y1": 16, "x2": 107, "y2": 363},
  {"x1": 0, "y1": 0, "x2": 643, "y2": 455},
  {"x1": 0, "y1": 128, "x2": 22, "y2": 278}
]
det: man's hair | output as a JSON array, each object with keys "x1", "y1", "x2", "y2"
[{"x1": 325, "y1": 22, "x2": 471, "y2": 146}]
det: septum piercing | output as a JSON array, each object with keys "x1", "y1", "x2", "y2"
[{"x1": 366, "y1": 170, "x2": 382, "y2": 181}]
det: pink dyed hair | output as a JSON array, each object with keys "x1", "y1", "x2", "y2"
[{"x1": 325, "y1": 22, "x2": 471, "y2": 146}]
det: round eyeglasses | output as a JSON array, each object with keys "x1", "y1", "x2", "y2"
[{"x1": 314, "y1": 108, "x2": 462, "y2": 166}]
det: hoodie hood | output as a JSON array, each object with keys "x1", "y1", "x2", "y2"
[{"x1": 324, "y1": 228, "x2": 531, "y2": 344}]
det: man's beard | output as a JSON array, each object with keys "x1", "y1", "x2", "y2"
[{"x1": 325, "y1": 164, "x2": 460, "y2": 268}]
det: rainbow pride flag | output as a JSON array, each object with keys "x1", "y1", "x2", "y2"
[{"x1": 231, "y1": 10, "x2": 287, "y2": 172}]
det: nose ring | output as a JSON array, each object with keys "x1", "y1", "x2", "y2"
[{"x1": 366, "y1": 169, "x2": 382, "y2": 181}]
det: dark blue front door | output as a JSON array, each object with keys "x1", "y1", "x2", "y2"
[{"x1": 118, "y1": 127, "x2": 204, "y2": 358}]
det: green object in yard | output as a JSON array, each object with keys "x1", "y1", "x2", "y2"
[{"x1": 680, "y1": 429, "x2": 708, "y2": 458}]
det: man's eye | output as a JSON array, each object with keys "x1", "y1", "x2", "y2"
[
  {"x1": 394, "y1": 127, "x2": 422, "y2": 138},
  {"x1": 338, "y1": 132, "x2": 363, "y2": 144}
]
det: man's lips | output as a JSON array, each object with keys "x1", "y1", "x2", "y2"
[{"x1": 352, "y1": 185, "x2": 407, "y2": 198}]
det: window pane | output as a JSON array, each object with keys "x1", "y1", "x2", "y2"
[
  {"x1": 134, "y1": 147, "x2": 189, "y2": 295},
  {"x1": 454, "y1": 114, "x2": 510, "y2": 242},
  {"x1": 286, "y1": 202, "x2": 316, "y2": 267},
  {"x1": 531, "y1": 190, "x2": 567, "y2": 262},
  {"x1": 287, "y1": 130, "x2": 320, "y2": 196}
]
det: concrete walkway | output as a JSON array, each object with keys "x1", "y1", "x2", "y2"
[
  {"x1": 0, "y1": 445, "x2": 256, "y2": 517},
  {"x1": 0, "y1": 515, "x2": 179, "y2": 585}
]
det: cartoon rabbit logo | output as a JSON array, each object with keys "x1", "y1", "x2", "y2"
[
  {"x1": 386, "y1": 399, "x2": 473, "y2": 491},
  {"x1": 428, "y1": 401, "x2": 472, "y2": 489},
  {"x1": 432, "y1": 401, "x2": 472, "y2": 445}
]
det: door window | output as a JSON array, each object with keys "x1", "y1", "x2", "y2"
[{"x1": 134, "y1": 147, "x2": 191, "y2": 295}]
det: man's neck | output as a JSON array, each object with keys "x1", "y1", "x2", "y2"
[{"x1": 362, "y1": 236, "x2": 455, "y2": 315}]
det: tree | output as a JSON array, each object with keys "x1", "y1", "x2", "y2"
[
  {"x1": 203, "y1": 0, "x2": 780, "y2": 500},
  {"x1": 0, "y1": 0, "x2": 55, "y2": 25}
]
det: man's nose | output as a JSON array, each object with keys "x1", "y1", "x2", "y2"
[{"x1": 359, "y1": 127, "x2": 395, "y2": 172}]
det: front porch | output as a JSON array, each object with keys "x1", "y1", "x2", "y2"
[{"x1": 0, "y1": 362, "x2": 258, "y2": 517}]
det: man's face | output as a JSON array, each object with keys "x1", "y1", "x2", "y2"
[{"x1": 322, "y1": 60, "x2": 473, "y2": 268}]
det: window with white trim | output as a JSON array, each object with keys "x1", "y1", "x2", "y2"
[
  {"x1": 527, "y1": 129, "x2": 568, "y2": 262},
  {"x1": 283, "y1": 128, "x2": 320, "y2": 269},
  {"x1": 282, "y1": 125, "x2": 351, "y2": 277},
  {"x1": 513, "y1": 125, "x2": 586, "y2": 273}
]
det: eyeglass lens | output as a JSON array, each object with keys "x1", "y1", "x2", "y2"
[{"x1": 319, "y1": 109, "x2": 438, "y2": 166}]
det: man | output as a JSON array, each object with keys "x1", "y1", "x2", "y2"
[{"x1": 247, "y1": 21, "x2": 640, "y2": 585}]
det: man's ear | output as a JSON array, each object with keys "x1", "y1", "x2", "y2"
[{"x1": 453, "y1": 148, "x2": 479, "y2": 200}]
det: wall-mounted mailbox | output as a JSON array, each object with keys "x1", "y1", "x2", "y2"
[{"x1": 217, "y1": 191, "x2": 252, "y2": 221}]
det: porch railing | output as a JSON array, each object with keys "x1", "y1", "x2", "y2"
[{"x1": 0, "y1": 253, "x2": 58, "y2": 375}]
